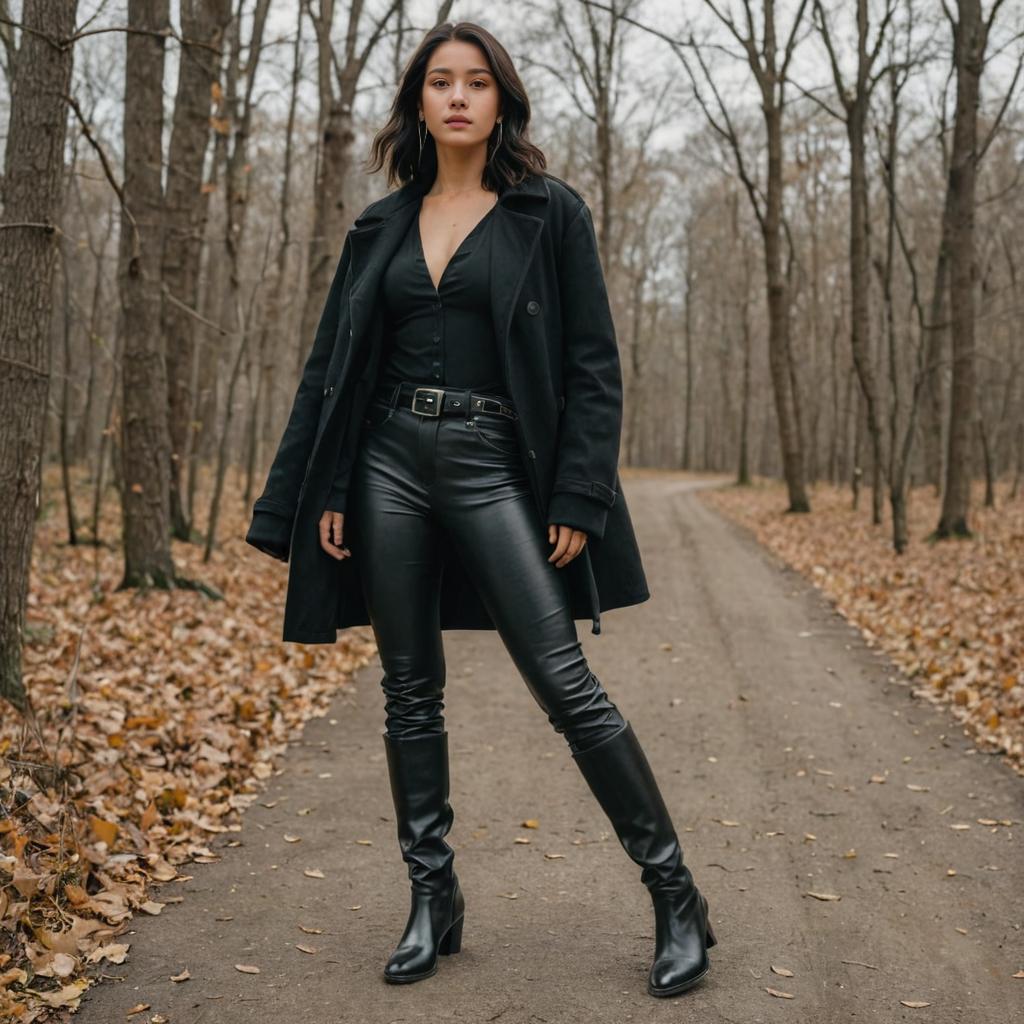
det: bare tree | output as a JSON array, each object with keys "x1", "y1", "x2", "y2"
[
  {"x1": 809, "y1": 0, "x2": 899, "y2": 527},
  {"x1": 935, "y1": 0, "x2": 1020, "y2": 537},
  {"x1": 0, "y1": 0, "x2": 78, "y2": 709},
  {"x1": 203, "y1": 0, "x2": 273, "y2": 561},
  {"x1": 163, "y1": 0, "x2": 233, "y2": 541},
  {"x1": 117, "y1": 0, "x2": 175, "y2": 586},
  {"x1": 678, "y1": 0, "x2": 814, "y2": 512},
  {"x1": 297, "y1": 0, "x2": 403, "y2": 378}
]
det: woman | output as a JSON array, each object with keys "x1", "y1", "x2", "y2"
[{"x1": 246, "y1": 21, "x2": 716, "y2": 999}]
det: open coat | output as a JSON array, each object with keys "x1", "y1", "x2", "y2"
[{"x1": 245, "y1": 170, "x2": 650, "y2": 643}]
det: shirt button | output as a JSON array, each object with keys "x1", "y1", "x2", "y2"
[
  {"x1": 526, "y1": 300, "x2": 541, "y2": 315},
  {"x1": 527, "y1": 449, "x2": 536, "y2": 459}
]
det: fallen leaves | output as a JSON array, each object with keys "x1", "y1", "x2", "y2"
[{"x1": 0, "y1": 467, "x2": 378, "y2": 1020}]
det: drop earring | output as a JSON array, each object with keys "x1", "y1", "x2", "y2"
[
  {"x1": 487, "y1": 118, "x2": 503, "y2": 165},
  {"x1": 418, "y1": 116, "x2": 428, "y2": 168}
]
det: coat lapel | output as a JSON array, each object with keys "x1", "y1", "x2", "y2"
[{"x1": 342, "y1": 172, "x2": 550, "y2": 387}]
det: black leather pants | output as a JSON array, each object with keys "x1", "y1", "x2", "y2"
[{"x1": 347, "y1": 386, "x2": 626, "y2": 754}]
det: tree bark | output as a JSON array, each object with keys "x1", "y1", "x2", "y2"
[
  {"x1": 0, "y1": 0, "x2": 78, "y2": 710},
  {"x1": 162, "y1": 0, "x2": 233, "y2": 541},
  {"x1": 937, "y1": 0, "x2": 989, "y2": 538},
  {"x1": 118, "y1": 0, "x2": 175, "y2": 587}
]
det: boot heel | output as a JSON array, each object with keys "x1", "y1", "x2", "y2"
[
  {"x1": 700, "y1": 891, "x2": 717, "y2": 948},
  {"x1": 438, "y1": 914, "x2": 464, "y2": 955}
]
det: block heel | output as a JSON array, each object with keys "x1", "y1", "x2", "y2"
[
  {"x1": 701, "y1": 892, "x2": 717, "y2": 948},
  {"x1": 438, "y1": 914, "x2": 464, "y2": 955}
]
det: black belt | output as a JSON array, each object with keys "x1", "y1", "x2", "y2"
[{"x1": 374, "y1": 382, "x2": 517, "y2": 420}]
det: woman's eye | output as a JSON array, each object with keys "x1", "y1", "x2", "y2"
[{"x1": 430, "y1": 79, "x2": 488, "y2": 88}]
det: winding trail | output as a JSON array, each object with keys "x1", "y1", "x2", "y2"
[{"x1": 78, "y1": 474, "x2": 1023, "y2": 1024}]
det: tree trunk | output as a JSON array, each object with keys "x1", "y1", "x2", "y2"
[
  {"x1": 763, "y1": 98, "x2": 810, "y2": 511},
  {"x1": 162, "y1": 0, "x2": 233, "y2": 541},
  {"x1": 118, "y1": 0, "x2": 175, "y2": 587},
  {"x1": 0, "y1": 0, "x2": 78, "y2": 710},
  {"x1": 937, "y1": 0, "x2": 988, "y2": 538}
]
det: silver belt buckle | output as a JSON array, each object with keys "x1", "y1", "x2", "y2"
[{"x1": 411, "y1": 386, "x2": 445, "y2": 416}]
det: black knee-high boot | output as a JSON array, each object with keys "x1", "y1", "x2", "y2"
[
  {"x1": 382, "y1": 730, "x2": 465, "y2": 983},
  {"x1": 571, "y1": 720, "x2": 717, "y2": 997}
]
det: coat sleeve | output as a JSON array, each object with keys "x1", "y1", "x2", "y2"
[
  {"x1": 322, "y1": 400, "x2": 364, "y2": 515},
  {"x1": 245, "y1": 233, "x2": 353, "y2": 561},
  {"x1": 546, "y1": 199, "x2": 622, "y2": 542}
]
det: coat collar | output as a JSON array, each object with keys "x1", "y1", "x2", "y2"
[
  {"x1": 350, "y1": 170, "x2": 550, "y2": 233},
  {"x1": 345, "y1": 172, "x2": 549, "y2": 367}
]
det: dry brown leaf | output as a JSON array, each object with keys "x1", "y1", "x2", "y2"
[
  {"x1": 303, "y1": 868, "x2": 325, "y2": 879},
  {"x1": 766, "y1": 986, "x2": 795, "y2": 999},
  {"x1": 1, "y1": 468, "x2": 378, "y2": 1021},
  {"x1": 234, "y1": 964, "x2": 260, "y2": 974}
]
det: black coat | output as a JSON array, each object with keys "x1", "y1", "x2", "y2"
[{"x1": 245, "y1": 170, "x2": 650, "y2": 643}]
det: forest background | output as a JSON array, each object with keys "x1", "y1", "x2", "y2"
[{"x1": 0, "y1": 0, "x2": 1021, "y2": 1018}]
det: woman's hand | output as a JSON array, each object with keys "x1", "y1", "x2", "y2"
[
  {"x1": 547, "y1": 523, "x2": 587, "y2": 567},
  {"x1": 319, "y1": 509, "x2": 351, "y2": 560}
]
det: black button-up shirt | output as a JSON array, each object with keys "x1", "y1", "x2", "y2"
[{"x1": 377, "y1": 199, "x2": 505, "y2": 395}]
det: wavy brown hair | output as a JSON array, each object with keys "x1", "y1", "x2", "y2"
[{"x1": 364, "y1": 21, "x2": 547, "y2": 193}]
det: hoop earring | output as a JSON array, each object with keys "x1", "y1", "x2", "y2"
[
  {"x1": 418, "y1": 117, "x2": 428, "y2": 168},
  {"x1": 487, "y1": 119, "x2": 503, "y2": 165}
]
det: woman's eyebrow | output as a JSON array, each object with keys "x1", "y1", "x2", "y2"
[{"x1": 426, "y1": 66, "x2": 493, "y2": 75}]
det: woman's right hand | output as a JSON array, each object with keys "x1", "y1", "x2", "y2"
[{"x1": 319, "y1": 509, "x2": 351, "y2": 560}]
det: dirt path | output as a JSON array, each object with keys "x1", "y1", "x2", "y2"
[{"x1": 77, "y1": 476, "x2": 1022, "y2": 1024}]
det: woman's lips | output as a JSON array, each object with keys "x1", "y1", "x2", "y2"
[{"x1": 446, "y1": 119, "x2": 470, "y2": 126}]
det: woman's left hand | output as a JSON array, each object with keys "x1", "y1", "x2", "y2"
[{"x1": 547, "y1": 523, "x2": 587, "y2": 567}]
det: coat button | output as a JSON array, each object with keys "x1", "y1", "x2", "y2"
[
  {"x1": 526, "y1": 300, "x2": 540, "y2": 315},
  {"x1": 528, "y1": 449, "x2": 536, "y2": 459}
]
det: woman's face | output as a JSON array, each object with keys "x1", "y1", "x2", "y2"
[{"x1": 419, "y1": 39, "x2": 501, "y2": 154}]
